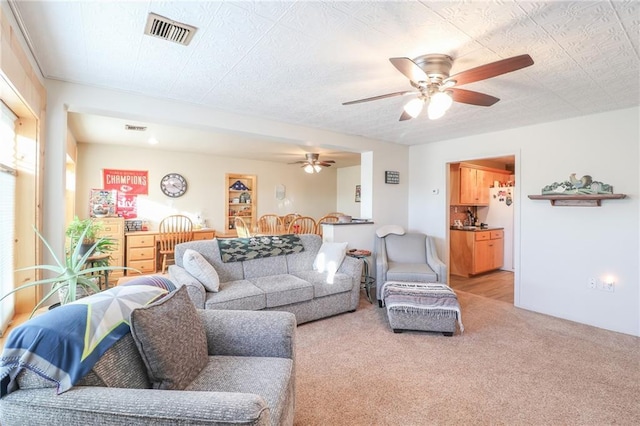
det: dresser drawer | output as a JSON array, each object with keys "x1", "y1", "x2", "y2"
[
  {"x1": 128, "y1": 247, "x2": 155, "y2": 261},
  {"x1": 475, "y1": 231, "x2": 491, "y2": 241},
  {"x1": 126, "y1": 260, "x2": 155, "y2": 275},
  {"x1": 127, "y1": 234, "x2": 155, "y2": 248},
  {"x1": 193, "y1": 231, "x2": 215, "y2": 241},
  {"x1": 490, "y1": 230, "x2": 504, "y2": 239}
]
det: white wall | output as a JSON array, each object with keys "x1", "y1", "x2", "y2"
[
  {"x1": 337, "y1": 165, "x2": 361, "y2": 217},
  {"x1": 44, "y1": 80, "x2": 409, "y2": 259},
  {"x1": 76, "y1": 143, "x2": 339, "y2": 230},
  {"x1": 409, "y1": 107, "x2": 639, "y2": 336}
]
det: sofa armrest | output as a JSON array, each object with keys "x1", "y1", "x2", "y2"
[
  {"x1": 0, "y1": 387, "x2": 269, "y2": 425},
  {"x1": 168, "y1": 265, "x2": 206, "y2": 308},
  {"x1": 426, "y1": 236, "x2": 447, "y2": 283},
  {"x1": 337, "y1": 255, "x2": 362, "y2": 284},
  {"x1": 197, "y1": 309, "x2": 296, "y2": 360}
]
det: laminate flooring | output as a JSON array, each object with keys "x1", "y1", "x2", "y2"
[{"x1": 449, "y1": 270, "x2": 514, "y2": 304}]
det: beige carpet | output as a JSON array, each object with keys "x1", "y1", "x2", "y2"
[{"x1": 293, "y1": 291, "x2": 640, "y2": 425}]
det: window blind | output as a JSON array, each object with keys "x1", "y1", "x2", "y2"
[{"x1": 0, "y1": 101, "x2": 17, "y2": 336}]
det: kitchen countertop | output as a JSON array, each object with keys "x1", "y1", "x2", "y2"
[{"x1": 450, "y1": 226, "x2": 504, "y2": 232}]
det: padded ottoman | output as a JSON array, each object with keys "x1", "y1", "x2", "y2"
[{"x1": 382, "y1": 281, "x2": 463, "y2": 336}]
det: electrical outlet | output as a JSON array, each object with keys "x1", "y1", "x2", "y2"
[{"x1": 588, "y1": 278, "x2": 596, "y2": 289}]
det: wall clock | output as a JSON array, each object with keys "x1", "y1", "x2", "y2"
[{"x1": 160, "y1": 173, "x2": 187, "y2": 197}]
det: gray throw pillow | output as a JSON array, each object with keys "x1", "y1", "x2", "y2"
[{"x1": 129, "y1": 286, "x2": 208, "y2": 390}]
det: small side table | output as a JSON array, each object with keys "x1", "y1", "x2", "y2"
[
  {"x1": 84, "y1": 253, "x2": 111, "y2": 290},
  {"x1": 346, "y1": 249, "x2": 375, "y2": 303}
]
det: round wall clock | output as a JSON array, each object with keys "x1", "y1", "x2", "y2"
[{"x1": 160, "y1": 173, "x2": 187, "y2": 198}]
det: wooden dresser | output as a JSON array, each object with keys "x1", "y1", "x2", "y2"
[
  {"x1": 125, "y1": 229, "x2": 216, "y2": 276},
  {"x1": 94, "y1": 217, "x2": 125, "y2": 283}
]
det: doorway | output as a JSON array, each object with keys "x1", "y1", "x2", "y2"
[{"x1": 447, "y1": 156, "x2": 516, "y2": 304}]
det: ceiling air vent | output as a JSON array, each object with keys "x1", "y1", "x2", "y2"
[
  {"x1": 144, "y1": 13, "x2": 197, "y2": 46},
  {"x1": 125, "y1": 124, "x2": 147, "y2": 132}
]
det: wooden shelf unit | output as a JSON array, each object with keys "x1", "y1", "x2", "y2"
[
  {"x1": 225, "y1": 173, "x2": 257, "y2": 235},
  {"x1": 528, "y1": 194, "x2": 626, "y2": 206}
]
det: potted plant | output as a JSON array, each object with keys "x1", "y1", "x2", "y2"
[
  {"x1": 0, "y1": 226, "x2": 132, "y2": 316},
  {"x1": 65, "y1": 216, "x2": 103, "y2": 255}
]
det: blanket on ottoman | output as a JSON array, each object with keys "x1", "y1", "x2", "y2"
[{"x1": 382, "y1": 282, "x2": 464, "y2": 333}]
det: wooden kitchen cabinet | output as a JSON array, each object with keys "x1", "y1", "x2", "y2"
[
  {"x1": 450, "y1": 229, "x2": 504, "y2": 277},
  {"x1": 450, "y1": 163, "x2": 511, "y2": 206}
]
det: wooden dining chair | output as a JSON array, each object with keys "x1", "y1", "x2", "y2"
[
  {"x1": 316, "y1": 215, "x2": 339, "y2": 237},
  {"x1": 288, "y1": 216, "x2": 317, "y2": 234},
  {"x1": 158, "y1": 214, "x2": 194, "y2": 273},
  {"x1": 326, "y1": 212, "x2": 345, "y2": 217},
  {"x1": 281, "y1": 213, "x2": 300, "y2": 231},
  {"x1": 257, "y1": 214, "x2": 283, "y2": 235},
  {"x1": 234, "y1": 216, "x2": 252, "y2": 238}
]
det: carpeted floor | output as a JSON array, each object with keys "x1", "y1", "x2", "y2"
[{"x1": 293, "y1": 290, "x2": 640, "y2": 425}]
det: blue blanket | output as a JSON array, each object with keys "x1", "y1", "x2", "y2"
[{"x1": 0, "y1": 284, "x2": 167, "y2": 396}]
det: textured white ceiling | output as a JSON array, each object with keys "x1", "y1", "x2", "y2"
[{"x1": 9, "y1": 0, "x2": 640, "y2": 162}]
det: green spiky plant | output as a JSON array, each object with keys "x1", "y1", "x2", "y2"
[{"x1": 1, "y1": 226, "x2": 132, "y2": 317}]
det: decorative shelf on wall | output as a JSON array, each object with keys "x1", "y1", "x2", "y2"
[{"x1": 528, "y1": 194, "x2": 626, "y2": 207}]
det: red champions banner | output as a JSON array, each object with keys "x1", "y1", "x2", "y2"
[{"x1": 103, "y1": 169, "x2": 148, "y2": 195}]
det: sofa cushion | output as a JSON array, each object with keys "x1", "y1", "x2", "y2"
[
  {"x1": 243, "y1": 255, "x2": 288, "y2": 279},
  {"x1": 387, "y1": 262, "x2": 437, "y2": 283},
  {"x1": 292, "y1": 271, "x2": 353, "y2": 297},
  {"x1": 186, "y1": 355, "x2": 293, "y2": 426},
  {"x1": 250, "y1": 274, "x2": 314, "y2": 308},
  {"x1": 130, "y1": 286, "x2": 208, "y2": 390},
  {"x1": 205, "y1": 280, "x2": 266, "y2": 311},
  {"x1": 313, "y1": 242, "x2": 348, "y2": 274},
  {"x1": 286, "y1": 234, "x2": 322, "y2": 272},
  {"x1": 183, "y1": 248, "x2": 220, "y2": 292}
]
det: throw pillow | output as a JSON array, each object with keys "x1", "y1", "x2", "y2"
[
  {"x1": 313, "y1": 242, "x2": 348, "y2": 274},
  {"x1": 129, "y1": 286, "x2": 208, "y2": 390},
  {"x1": 183, "y1": 249, "x2": 220, "y2": 292}
]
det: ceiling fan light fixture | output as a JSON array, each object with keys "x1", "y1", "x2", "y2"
[
  {"x1": 313, "y1": 164, "x2": 322, "y2": 173},
  {"x1": 427, "y1": 91, "x2": 453, "y2": 120},
  {"x1": 403, "y1": 98, "x2": 425, "y2": 118},
  {"x1": 304, "y1": 164, "x2": 315, "y2": 174}
]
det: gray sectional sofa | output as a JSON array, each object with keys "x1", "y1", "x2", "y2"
[
  {"x1": 0, "y1": 308, "x2": 297, "y2": 425},
  {"x1": 169, "y1": 234, "x2": 363, "y2": 324}
]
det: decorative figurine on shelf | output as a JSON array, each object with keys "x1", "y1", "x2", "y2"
[
  {"x1": 541, "y1": 173, "x2": 613, "y2": 195},
  {"x1": 230, "y1": 180, "x2": 250, "y2": 191},
  {"x1": 239, "y1": 192, "x2": 250, "y2": 204}
]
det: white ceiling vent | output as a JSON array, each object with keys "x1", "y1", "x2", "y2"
[
  {"x1": 125, "y1": 124, "x2": 147, "y2": 132},
  {"x1": 144, "y1": 13, "x2": 197, "y2": 46}
]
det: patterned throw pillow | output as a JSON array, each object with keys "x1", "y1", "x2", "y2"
[
  {"x1": 183, "y1": 249, "x2": 220, "y2": 292},
  {"x1": 313, "y1": 242, "x2": 348, "y2": 274},
  {"x1": 129, "y1": 286, "x2": 208, "y2": 390}
]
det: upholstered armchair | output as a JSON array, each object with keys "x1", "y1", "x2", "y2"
[{"x1": 375, "y1": 227, "x2": 447, "y2": 307}]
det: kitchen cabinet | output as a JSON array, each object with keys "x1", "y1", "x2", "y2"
[
  {"x1": 450, "y1": 163, "x2": 511, "y2": 206},
  {"x1": 225, "y1": 173, "x2": 257, "y2": 235},
  {"x1": 450, "y1": 229, "x2": 504, "y2": 277},
  {"x1": 94, "y1": 217, "x2": 124, "y2": 284}
]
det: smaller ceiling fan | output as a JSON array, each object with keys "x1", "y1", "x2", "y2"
[
  {"x1": 343, "y1": 53, "x2": 534, "y2": 121},
  {"x1": 289, "y1": 153, "x2": 335, "y2": 173}
]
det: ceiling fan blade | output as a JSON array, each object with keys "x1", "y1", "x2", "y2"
[
  {"x1": 318, "y1": 163, "x2": 333, "y2": 167},
  {"x1": 342, "y1": 91, "x2": 414, "y2": 105},
  {"x1": 288, "y1": 160, "x2": 307, "y2": 164},
  {"x1": 450, "y1": 88, "x2": 500, "y2": 106},
  {"x1": 389, "y1": 57, "x2": 428, "y2": 82},
  {"x1": 445, "y1": 54, "x2": 534, "y2": 87},
  {"x1": 322, "y1": 160, "x2": 336, "y2": 163},
  {"x1": 399, "y1": 110, "x2": 413, "y2": 121}
]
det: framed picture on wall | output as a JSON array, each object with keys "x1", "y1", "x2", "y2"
[{"x1": 355, "y1": 185, "x2": 361, "y2": 202}]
